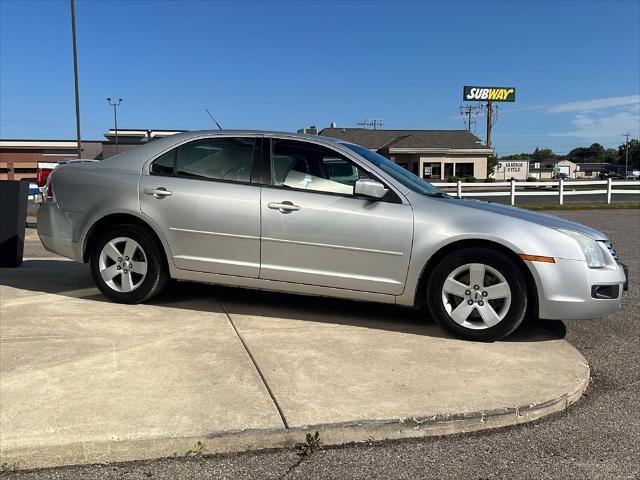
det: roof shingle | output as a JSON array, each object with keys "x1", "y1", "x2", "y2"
[{"x1": 319, "y1": 128, "x2": 488, "y2": 150}]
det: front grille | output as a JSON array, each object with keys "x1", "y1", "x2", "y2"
[{"x1": 603, "y1": 241, "x2": 618, "y2": 261}]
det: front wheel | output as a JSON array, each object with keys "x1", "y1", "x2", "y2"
[
  {"x1": 90, "y1": 224, "x2": 168, "y2": 304},
  {"x1": 426, "y1": 248, "x2": 528, "y2": 341}
]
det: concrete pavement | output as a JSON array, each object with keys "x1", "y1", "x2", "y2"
[{"x1": 1, "y1": 254, "x2": 590, "y2": 470}]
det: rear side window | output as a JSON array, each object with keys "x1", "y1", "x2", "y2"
[
  {"x1": 150, "y1": 149, "x2": 176, "y2": 175},
  {"x1": 150, "y1": 137, "x2": 257, "y2": 183},
  {"x1": 176, "y1": 137, "x2": 256, "y2": 183}
]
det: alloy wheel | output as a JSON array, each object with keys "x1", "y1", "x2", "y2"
[
  {"x1": 441, "y1": 263, "x2": 512, "y2": 330},
  {"x1": 98, "y1": 237, "x2": 148, "y2": 293}
]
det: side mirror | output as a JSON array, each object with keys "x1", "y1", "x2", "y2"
[{"x1": 354, "y1": 178, "x2": 387, "y2": 199}]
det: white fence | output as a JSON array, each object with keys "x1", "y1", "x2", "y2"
[{"x1": 430, "y1": 179, "x2": 640, "y2": 206}]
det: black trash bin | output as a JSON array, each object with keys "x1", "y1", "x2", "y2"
[{"x1": 0, "y1": 180, "x2": 29, "y2": 267}]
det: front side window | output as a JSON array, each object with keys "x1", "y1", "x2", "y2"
[
  {"x1": 342, "y1": 142, "x2": 441, "y2": 195},
  {"x1": 271, "y1": 140, "x2": 369, "y2": 195}
]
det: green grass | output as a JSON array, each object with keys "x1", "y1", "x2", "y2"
[{"x1": 518, "y1": 202, "x2": 640, "y2": 211}]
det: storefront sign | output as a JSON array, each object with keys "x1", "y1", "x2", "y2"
[
  {"x1": 463, "y1": 86, "x2": 516, "y2": 102},
  {"x1": 423, "y1": 166, "x2": 432, "y2": 176},
  {"x1": 494, "y1": 161, "x2": 529, "y2": 180}
]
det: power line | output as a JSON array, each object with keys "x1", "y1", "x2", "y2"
[{"x1": 459, "y1": 104, "x2": 481, "y2": 133}]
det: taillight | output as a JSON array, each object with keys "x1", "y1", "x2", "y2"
[
  {"x1": 46, "y1": 180, "x2": 54, "y2": 199},
  {"x1": 37, "y1": 168, "x2": 53, "y2": 187}
]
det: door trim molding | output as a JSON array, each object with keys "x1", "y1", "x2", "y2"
[
  {"x1": 170, "y1": 227, "x2": 260, "y2": 241},
  {"x1": 261, "y1": 236, "x2": 404, "y2": 256}
]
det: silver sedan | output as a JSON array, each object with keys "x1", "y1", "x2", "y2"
[{"x1": 37, "y1": 130, "x2": 628, "y2": 340}]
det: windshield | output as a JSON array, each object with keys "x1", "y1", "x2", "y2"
[{"x1": 341, "y1": 142, "x2": 441, "y2": 195}]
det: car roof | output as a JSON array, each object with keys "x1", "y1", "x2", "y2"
[{"x1": 99, "y1": 130, "x2": 351, "y2": 171}]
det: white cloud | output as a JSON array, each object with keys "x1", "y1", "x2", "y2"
[
  {"x1": 548, "y1": 101, "x2": 640, "y2": 141},
  {"x1": 546, "y1": 95, "x2": 640, "y2": 114}
]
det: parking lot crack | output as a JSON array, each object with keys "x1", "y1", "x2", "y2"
[{"x1": 218, "y1": 299, "x2": 290, "y2": 430}]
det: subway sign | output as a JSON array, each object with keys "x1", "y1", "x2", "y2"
[{"x1": 464, "y1": 86, "x2": 516, "y2": 102}]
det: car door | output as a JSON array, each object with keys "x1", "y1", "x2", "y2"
[
  {"x1": 139, "y1": 135, "x2": 262, "y2": 277},
  {"x1": 260, "y1": 138, "x2": 413, "y2": 295}
]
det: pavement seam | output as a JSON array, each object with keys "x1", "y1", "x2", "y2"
[{"x1": 217, "y1": 299, "x2": 290, "y2": 430}]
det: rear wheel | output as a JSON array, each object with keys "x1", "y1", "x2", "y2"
[
  {"x1": 90, "y1": 224, "x2": 168, "y2": 304},
  {"x1": 426, "y1": 248, "x2": 528, "y2": 341}
]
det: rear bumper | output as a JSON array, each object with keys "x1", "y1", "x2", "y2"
[
  {"x1": 37, "y1": 201, "x2": 83, "y2": 262},
  {"x1": 528, "y1": 257, "x2": 626, "y2": 321}
]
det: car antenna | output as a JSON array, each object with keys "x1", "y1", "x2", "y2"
[{"x1": 204, "y1": 108, "x2": 223, "y2": 130}]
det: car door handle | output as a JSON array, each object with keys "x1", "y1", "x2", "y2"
[
  {"x1": 268, "y1": 201, "x2": 301, "y2": 213},
  {"x1": 143, "y1": 187, "x2": 173, "y2": 199}
]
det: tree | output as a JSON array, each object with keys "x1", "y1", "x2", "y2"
[
  {"x1": 487, "y1": 154, "x2": 499, "y2": 176},
  {"x1": 567, "y1": 143, "x2": 609, "y2": 163},
  {"x1": 618, "y1": 138, "x2": 640, "y2": 169},
  {"x1": 590, "y1": 143, "x2": 605, "y2": 161},
  {"x1": 501, "y1": 153, "x2": 533, "y2": 160},
  {"x1": 603, "y1": 148, "x2": 620, "y2": 164},
  {"x1": 532, "y1": 147, "x2": 556, "y2": 162}
]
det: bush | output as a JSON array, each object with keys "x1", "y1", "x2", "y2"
[
  {"x1": 526, "y1": 176, "x2": 537, "y2": 182},
  {"x1": 463, "y1": 176, "x2": 477, "y2": 183},
  {"x1": 484, "y1": 177, "x2": 496, "y2": 183},
  {"x1": 447, "y1": 176, "x2": 460, "y2": 183}
]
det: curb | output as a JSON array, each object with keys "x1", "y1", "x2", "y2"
[{"x1": 0, "y1": 363, "x2": 589, "y2": 471}]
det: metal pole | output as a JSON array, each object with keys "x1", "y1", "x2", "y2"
[
  {"x1": 113, "y1": 103, "x2": 118, "y2": 154},
  {"x1": 107, "y1": 98, "x2": 123, "y2": 154},
  {"x1": 70, "y1": 0, "x2": 82, "y2": 159}
]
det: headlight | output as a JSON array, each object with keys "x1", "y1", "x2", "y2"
[{"x1": 559, "y1": 229, "x2": 606, "y2": 268}]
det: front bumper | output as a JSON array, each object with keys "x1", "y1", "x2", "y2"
[{"x1": 527, "y1": 257, "x2": 626, "y2": 321}]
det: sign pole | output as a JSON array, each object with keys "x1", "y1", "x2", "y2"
[{"x1": 486, "y1": 101, "x2": 493, "y2": 148}]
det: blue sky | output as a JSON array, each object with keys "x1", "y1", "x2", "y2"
[{"x1": 1, "y1": 0, "x2": 639, "y2": 155}]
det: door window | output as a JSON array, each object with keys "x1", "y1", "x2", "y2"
[
  {"x1": 150, "y1": 148, "x2": 176, "y2": 175},
  {"x1": 271, "y1": 139, "x2": 369, "y2": 195},
  {"x1": 169, "y1": 137, "x2": 256, "y2": 183}
]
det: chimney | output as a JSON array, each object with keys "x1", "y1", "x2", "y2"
[{"x1": 330, "y1": 122, "x2": 337, "y2": 128}]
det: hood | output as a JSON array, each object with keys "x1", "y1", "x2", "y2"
[{"x1": 433, "y1": 196, "x2": 608, "y2": 240}]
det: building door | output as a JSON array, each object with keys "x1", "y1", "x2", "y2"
[{"x1": 444, "y1": 162, "x2": 454, "y2": 179}]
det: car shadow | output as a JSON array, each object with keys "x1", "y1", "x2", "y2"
[{"x1": 1, "y1": 260, "x2": 565, "y2": 343}]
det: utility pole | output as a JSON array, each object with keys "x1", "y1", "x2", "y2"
[
  {"x1": 623, "y1": 132, "x2": 630, "y2": 178},
  {"x1": 459, "y1": 104, "x2": 481, "y2": 132},
  {"x1": 357, "y1": 119, "x2": 384, "y2": 130},
  {"x1": 70, "y1": 0, "x2": 82, "y2": 158},
  {"x1": 107, "y1": 98, "x2": 123, "y2": 154}
]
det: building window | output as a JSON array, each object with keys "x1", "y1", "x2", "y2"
[
  {"x1": 455, "y1": 163, "x2": 474, "y2": 178},
  {"x1": 423, "y1": 163, "x2": 441, "y2": 179}
]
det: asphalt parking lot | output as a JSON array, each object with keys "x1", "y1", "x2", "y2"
[
  {"x1": 2, "y1": 209, "x2": 639, "y2": 480},
  {"x1": 465, "y1": 192, "x2": 640, "y2": 204}
]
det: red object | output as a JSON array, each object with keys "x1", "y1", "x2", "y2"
[
  {"x1": 37, "y1": 168, "x2": 53, "y2": 187},
  {"x1": 46, "y1": 180, "x2": 53, "y2": 199}
]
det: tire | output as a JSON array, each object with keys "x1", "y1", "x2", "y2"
[
  {"x1": 426, "y1": 247, "x2": 528, "y2": 341},
  {"x1": 90, "y1": 224, "x2": 168, "y2": 304}
]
